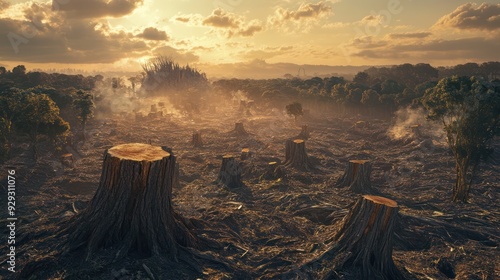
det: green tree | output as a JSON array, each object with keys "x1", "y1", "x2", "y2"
[
  {"x1": 422, "y1": 76, "x2": 500, "y2": 202},
  {"x1": 0, "y1": 88, "x2": 23, "y2": 157},
  {"x1": 73, "y1": 90, "x2": 94, "y2": 138},
  {"x1": 15, "y1": 92, "x2": 70, "y2": 160},
  {"x1": 286, "y1": 102, "x2": 303, "y2": 121}
]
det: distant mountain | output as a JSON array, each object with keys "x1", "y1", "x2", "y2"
[{"x1": 198, "y1": 59, "x2": 378, "y2": 80}]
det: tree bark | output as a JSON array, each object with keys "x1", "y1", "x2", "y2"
[
  {"x1": 284, "y1": 139, "x2": 310, "y2": 170},
  {"x1": 65, "y1": 143, "x2": 197, "y2": 259},
  {"x1": 192, "y1": 131, "x2": 203, "y2": 147},
  {"x1": 217, "y1": 155, "x2": 243, "y2": 188},
  {"x1": 328, "y1": 195, "x2": 403, "y2": 280},
  {"x1": 336, "y1": 160, "x2": 372, "y2": 193}
]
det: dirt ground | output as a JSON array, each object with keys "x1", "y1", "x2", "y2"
[{"x1": 1, "y1": 101, "x2": 498, "y2": 279}]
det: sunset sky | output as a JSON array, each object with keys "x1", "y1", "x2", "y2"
[{"x1": 0, "y1": 0, "x2": 499, "y2": 76}]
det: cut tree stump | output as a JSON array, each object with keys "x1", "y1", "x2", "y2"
[
  {"x1": 261, "y1": 161, "x2": 284, "y2": 180},
  {"x1": 296, "y1": 125, "x2": 310, "y2": 140},
  {"x1": 65, "y1": 143, "x2": 197, "y2": 259},
  {"x1": 192, "y1": 131, "x2": 203, "y2": 147},
  {"x1": 217, "y1": 155, "x2": 243, "y2": 188},
  {"x1": 336, "y1": 160, "x2": 372, "y2": 193},
  {"x1": 410, "y1": 124, "x2": 422, "y2": 138},
  {"x1": 240, "y1": 148, "x2": 251, "y2": 160},
  {"x1": 329, "y1": 195, "x2": 403, "y2": 279},
  {"x1": 284, "y1": 139, "x2": 310, "y2": 170},
  {"x1": 151, "y1": 104, "x2": 157, "y2": 113},
  {"x1": 233, "y1": 122, "x2": 248, "y2": 136},
  {"x1": 61, "y1": 153, "x2": 74, "y2": 167}
]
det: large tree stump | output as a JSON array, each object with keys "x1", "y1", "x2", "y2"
[
  {"x1": 329, "y1": 195, "x2": 403, "y2": 279},
  {"x1": 336, "y1": 160, "x2": 372, "y2": 193},
  {"x1": 217, "y1": 155, "x2": 243, "y2": 188},
  {"x1": 233, "y1": 122, "x2": 248, "y2": 136},
  {"x1": 296, "y1": 125, "x2": 310, "y2": 140},
  {"x1": 192, "y1": 131, "x2": 203, "y2": 147},
  {"x1": 284, "y1": 139, "x2": 310, "y2": 170},
  {"x1": 65, "y1": 143, "x2": 196, "y2": 259}
]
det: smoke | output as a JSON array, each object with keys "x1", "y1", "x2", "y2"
[
  {"x1": 91, "y1": 79, "x2": 184, "y2": 119},
  {"x1": 388, "y1": 107, "x2": 446, "y2": 143},
  {"x1": 232, "y1": 90, "x2": 251, "y2": 103}
]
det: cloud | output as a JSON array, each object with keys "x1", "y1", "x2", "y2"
[
  {"x1": 240, "y1": 45, "x2": 294, "y2": 61},
  {"x1": 273, "y1": 1, "x2": 332, "y2": 22},
  {"x1": 174, "y1": 16, "x2": 190, "y2": 23},
  {"x1": 136, "y1": 27, "x2": 168, "y2": 41},
  {"x1": 175, "y1": 9, "x2": 264, "y2": 38},
  {"x1": 53, "y1": 0, "x2": 144, "y2": 19},
  {"x1": 389, "y1": 32, "x2": 432, "y2": 39},
  {"x1": 434, "y1": 3, "x2": 500, "y2": 31},
  {"x1": 268, "y1": 1, "x2": 334, "y2": 31},
  {"x1": 233, "y1": 20, "x2": 263, "y2": 37},
  {"x1": 202, "y1": 8, "x2": 239, "y2": 28},
  {"x1": 0, "y1": 0, "x2": 9, "y2": 11},
  {"x1": 0, "y1": 3, "x2": 151, "y2": 64},
  {"x1": 152, "y1": 46, "x2": 199, "y2": 65},
  {"x1": 350, "y1": 35, "x2": 500, "y2": 62}
]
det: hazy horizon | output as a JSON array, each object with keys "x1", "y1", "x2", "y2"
[{"x1": 1, "y1": 0, "x2": 499, "y2": 78}]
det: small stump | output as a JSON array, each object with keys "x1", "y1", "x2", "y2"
[
  {"x1": 150, "y1": 104, "x2": 157, "y2": 113},
  {"x1": 261, "y1": 161, "x2": 284, "y2": 180},
  {"x1": 233, "y1": 122, "x2": 248, "y2": 136},
  {"x1": 61, "y1": 153, "x2": 74, "y2": 167},
  {"x1": 331, "y1": 195, "x2": 403, "y2": 279},
  {"x1": 410, "y1": 124, "x2": 422, "y2": 138},
  {"x1": 296, "y1": 125, "x2": 310, "y2": 140},
  {"x1": 192, "y1": 131, "x2": 203, "y2": 147},
  {"x1": 284, "y1": 139, "x2": 310, "y2": 170},
  {"x1": 65, "y1": 143, "x2": 196, "y2": 258},
  {"x1": 240, "y1": 148, "x2": 251, "y2": 160},
  {"x1": 217, "y1": 155, "x2": 243, "y2": 188},
  {"x1": 336, "y1": 160, "x2": 372, "y2": 193}
]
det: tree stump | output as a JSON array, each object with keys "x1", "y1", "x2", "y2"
[
  {"x1": 284, "y1": 139, "x2": 310, "y2": 170},
  {"x1": 65, "y1": 143, "x2": 196, "y2": 259},
  {"x1": 217, "y1": 155, "x2": 243, "y2": 188},
  {"x1": 239, "y1": 100, "x2": 247, "y2": 112},
  {"x1": 261, "y1": 161, "x2": 284, "y2": 180},
  {"x1": 192, "y1": 131, "x2": 203, "y2": 147},
  {"x1": 297, "y1": 125, "x2": 310, "y2": 140},
  {"x1": 151, "y1": 104, "x2": 157, "y2": 113},
  {"x1": 240, "y1": 148, "x2": 251, "y2": 160},
  {"x1": 410, "y1": 124, "x2": 422, "y2": 138},
  {"x1": 233, "y1": 122, "x2": 248, "y2": 136},
  {"x1": 330, "y1": 195, "x2": 403, "y2": 279},
  {"x1": 61, "y1": 153, "x2": 74, "y2": 167},
  {"x1": 336, "y1": 160, "x2": 372, "y2": 193}
]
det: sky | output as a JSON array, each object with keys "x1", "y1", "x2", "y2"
[{"x1": 0, "y1": 0, "x2": 499, "y2": 76}]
